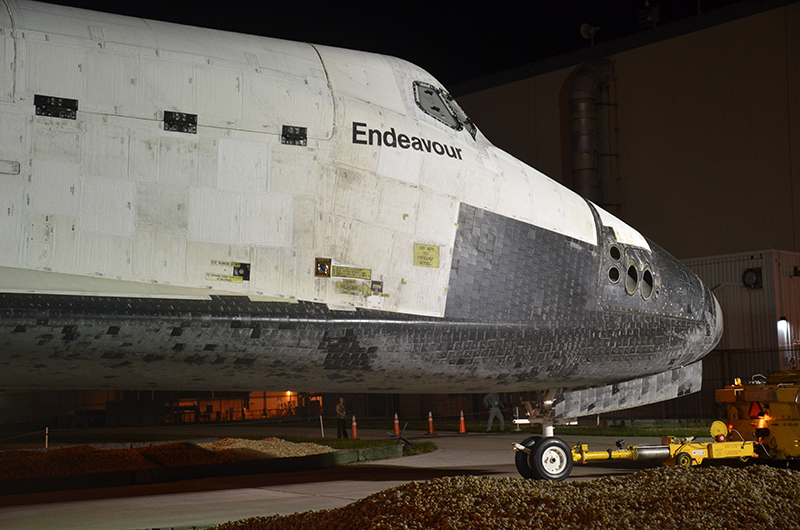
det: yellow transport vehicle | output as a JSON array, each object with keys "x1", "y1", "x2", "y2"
[
  {"x1": 514, "y1": 421, "x2": 755, "y2": 480},
  {"x1": 716, "y1": 370, "x2": 800, "y2": 465},
  {"x1": 514, "y1": 370, "x2": 800, "y2": 480}
]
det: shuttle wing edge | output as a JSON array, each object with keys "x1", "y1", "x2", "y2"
[{"x1": 554, "y1": 361, "x2": 703, "y2": 419}]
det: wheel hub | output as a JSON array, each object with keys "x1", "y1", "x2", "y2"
[{"x1": 541, "y1": 446, "x2": 567, "y2": 474}]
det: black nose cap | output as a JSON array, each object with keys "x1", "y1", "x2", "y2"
[{"x1": 708, "y1": 289, "x2": 723, "y2": 349}]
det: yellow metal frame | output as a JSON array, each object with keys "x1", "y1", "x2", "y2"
[
  {"x1": 663, "y1": 440, "x2": 754, "y2": 467},
  {"x1": 571, "y1": 421, "x2": 755, "y2": 467},
  {"x1": 572, "y1": 445, "x2": 635, "y2": 464}
]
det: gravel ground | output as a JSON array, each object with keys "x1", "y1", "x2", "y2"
[
  {"x1": 208, "y1": 466, "x2": 800, "y2": 530},
  {"x1": 198, "y1": 437, "x2": 337, "y2": 459}
]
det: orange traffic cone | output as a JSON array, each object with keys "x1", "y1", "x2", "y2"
[
  {"x1": 427, "y1": 411, "x2": 435, "y2": 435},
  {"x1": 351, "y1": 415, "x2": 359, "y2": 440},
  {"x1": 458, "y1": 410, "x2": 467, "y2": 434},
  {"x1": 393, "y1": 412, "x2": 401, "y2": 436}
]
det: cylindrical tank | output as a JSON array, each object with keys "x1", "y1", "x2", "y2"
[{"x1": 633, "y1": 446, "x2": 672, "y2": 460}]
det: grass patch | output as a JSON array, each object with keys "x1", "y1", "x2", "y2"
[
  {"x1": 404, "y1": 441, "x2": 437, "y2": 456},
  {"x1": 282, "y1": 437, "x2": 395, "y2": 450},
  {"x1": 281, "y1": 436, "x2": 437, "y2": 456}
]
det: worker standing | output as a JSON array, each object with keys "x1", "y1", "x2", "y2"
[
  {"x1": 336, "y1": 397, "x2": 349, "y2": 438},
  {"x1": 483, "y1": 392, "x2": 505, "y2": 432}
]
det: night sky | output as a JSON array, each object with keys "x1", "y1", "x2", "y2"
[{"x1": 39, "y1": 0, "x2": 744, "y2": 87}]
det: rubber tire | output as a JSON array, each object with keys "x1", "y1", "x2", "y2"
[
  {"x1": 675, "y1": 452, "x2": 693, "y2": 468},
  {"x1": 529, "y1": 437, "x2": 573, "y2": 481},
  {"x1": 514, "y1": 436, "x2": 541, "y2": 479}
]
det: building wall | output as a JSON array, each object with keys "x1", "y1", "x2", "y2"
[
  {"x1": 0, "y1": 390, "x2": 111, "y2": 428},
  {"x1": 685, "y1": 252, "x2": 779, "y2": 352},
  {"x1": 457, "y1": 4, "x2": 800, "y2": 261}
]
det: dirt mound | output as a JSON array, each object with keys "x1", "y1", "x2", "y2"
[{"x1": 0, "y1": 438, "x2": 336, "y2": 480}]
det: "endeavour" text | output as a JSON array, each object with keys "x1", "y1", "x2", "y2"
[{"x1": 352, "y1": 122, "x2": 463, "y2": 160}]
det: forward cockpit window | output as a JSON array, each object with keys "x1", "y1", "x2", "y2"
[{"x1": 413, "y1": 81, "x2": 477, "y2": 139}]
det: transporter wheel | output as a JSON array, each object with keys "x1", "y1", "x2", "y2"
[
  {"x1": 530, "y1": 437, "x2": 573, "y2": 481},
  {"x1": 514, "y1": 436, "x2": 541, "y2": 479},
  {"x1": 675, "y1": 452, "x2": 693, "y2": 468}
]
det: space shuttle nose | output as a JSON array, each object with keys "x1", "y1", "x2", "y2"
[{"x1": 708, "y1": 288, "x2": 724, "y2": 350}]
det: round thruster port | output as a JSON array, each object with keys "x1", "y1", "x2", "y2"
[
  {"x1": 609, "y1": 245, "x2": 621, "y2": 261},
  {"x1": 641, "y1": 268, "x2": 654, "y2": 300},
  {"x1": 625, "y1": 264, "x2": 639, "y2": 295},
  {"x1": 608, "y1": 266, "x2": 620, "y2": 283}
]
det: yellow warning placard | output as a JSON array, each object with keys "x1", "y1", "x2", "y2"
[
  {"x1": 205, "y1": 273, "x2": 244, "y2": 283},
  {"x1": 336, "y1": 279, "x2": 371, "y2": 296},
  {"x1": 413, "y1": 243, "x2": 440, "y2": 268},
  {"x1": 332, "y1": 266, "x2": 372, "y2": 280}
]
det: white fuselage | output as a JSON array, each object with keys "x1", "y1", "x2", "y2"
[{"x1": 0, "y1": 0, "x2": 721, "y2": 393}]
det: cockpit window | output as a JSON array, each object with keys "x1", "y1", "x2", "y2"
[
  {"x1": 413, "y1": 81, "x2": 477, "y2": 138},
  {"x1": 414, "y1": 81, "x2": 459, "y2": 129}
]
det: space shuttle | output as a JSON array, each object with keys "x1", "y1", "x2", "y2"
[{"x1": 0, "y1": 0, "x2": 721, "y2": 425}]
